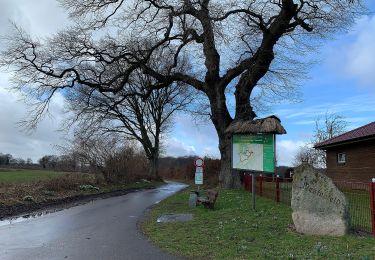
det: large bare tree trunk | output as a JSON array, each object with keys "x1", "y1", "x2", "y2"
[
  {"x1": 218, "y1": 132, "x2": 241, "y2": 188},
  {"x1": 149, "y1": 156, "x2": 161, "y2": 181},
  {"x1": 209, "y1": 81, "x2": 257, "y2": 188},
  {"x1": 208, "y1": 87, "x2": 242, "y2": 188}
]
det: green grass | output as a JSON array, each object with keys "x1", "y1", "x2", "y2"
[
  {"x1": 0, "y1": 169, "x2": 65, "y2": 183},
  {"x1": 142, "y1": 188, "x2": 375, "y2": 259}
]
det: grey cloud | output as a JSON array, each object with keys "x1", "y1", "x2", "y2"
[
  {"x1": 0, "y1": 0, "x2": 69, "y2": 40},
  {"x1": 164, "y1": 137, "x2": 197, "y2": 157},
  {"x1": 0, "y1": 83, "x2": 68, "y2": 161},
  {"x1": 326, "y1": 15, "x2": 375, "y2": 87}
]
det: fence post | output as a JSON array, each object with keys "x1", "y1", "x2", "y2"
[
  {"x1": 249, "y1": 174, "x2": 252, "y2": 192},
  {"x1": 244, "y1": 173, "x2": 251, "y2": 192},
  {"x1": 243, "y1": 173, "x2": 248, "y2": 191},
  {"x1": 259, "y1": 174, "x2": 263, "y2": 197},
  {"x1": 370, "y1": 178, "x2": 375, "y2": 236},
  {"x1": 276, "y1": 175, "x2": 280, "y2": 203}
]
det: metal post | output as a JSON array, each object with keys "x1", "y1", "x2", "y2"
[
  {"x1": 244, "y1": 173, "x2": 249, "y2": 192},
  {"x1": 252, "y1": 173, "x2": 256, "y2": 210},
  {"x1": 276, "y1": 174, "x2": 280, "y2": 203},
  {"x1": 370, "y1": 178, "x2": 375, "y2": 236},
  {"x1": 259, "y1": 174, "x2": 263, "y2": 197}
]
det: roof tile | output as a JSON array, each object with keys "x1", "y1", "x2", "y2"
[{"x1": 314, "y1": 121, "x2": 375, "y2": 148}]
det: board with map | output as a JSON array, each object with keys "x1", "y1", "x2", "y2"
[{"x1": 232, "y1": 134, "x2": 275, "y2": 172}]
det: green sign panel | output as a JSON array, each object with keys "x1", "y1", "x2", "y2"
[{"x1": 232, "y1": 133, "x2": 275, "y2": 172}]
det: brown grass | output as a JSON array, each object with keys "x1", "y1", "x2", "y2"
[
  {"x1": 41, "y1": 173, "x2": 96, "y2": 192},
  {"x1": 0, "y1": 173, "x2": 99, "y2": 205}
]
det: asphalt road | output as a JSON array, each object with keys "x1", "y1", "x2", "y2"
[{"x1": 0, "y1": 182, "x2": 187, "y2": 260}]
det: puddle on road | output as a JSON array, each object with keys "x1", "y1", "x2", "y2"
[
  {"x1": 0, "y1": 213, "x2": 44, "y2": 227},
  {"x1": 157, "y1": 214, "x2": 193, "y2": 223}
]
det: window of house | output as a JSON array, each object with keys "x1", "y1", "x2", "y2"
[{"x1": 337, "y1": 153, "x2": 346, "y2": 164}]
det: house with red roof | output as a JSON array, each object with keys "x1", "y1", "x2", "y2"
[{"x1": 314, "y1": 121, "x2": 375, "y2": 183}]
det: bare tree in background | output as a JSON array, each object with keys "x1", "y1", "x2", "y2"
[
  {"x1": 294, "y1": 112, "x2": 347, "y2": 167},
  {"x1": 60, "y1": 132, "x2": 149, "y2": 183},
  {"x1": 293, "y1": 146, "x2": 318, "y2": 167},
  {"x1": 66, "y1": 69, "x2": 193, "y2": 179},
  {"x1": 313, "y1": 112, "x2": 348, "y2": 166},
  {"x1": 0, "y1": 0, "x2": 364, "y2": 188},
  {"x1": 314, "y1": 112, "x2": 348, "y2": 144}
]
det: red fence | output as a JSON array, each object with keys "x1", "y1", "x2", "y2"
[
  {"x1": 370, "y1": 180, "x2": 375, "y2": 236},
  {"x1": 243, "y1": 174, "x2": 375, "y2": 235}
]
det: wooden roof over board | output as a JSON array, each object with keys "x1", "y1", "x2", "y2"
[{"x1": 225, "y1": 115, "x2": 287, "y2": 135}]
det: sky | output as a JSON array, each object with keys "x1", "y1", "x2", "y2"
[{"x1": 0, "y1": 0, "x2": 374, "y2": 165}]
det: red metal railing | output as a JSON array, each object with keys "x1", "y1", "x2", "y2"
[{"x1": 370, "y1": 179, "x2": 375, "y2": 236}]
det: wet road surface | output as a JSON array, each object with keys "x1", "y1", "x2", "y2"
[{"x1": 0, "y1": 182, "x2": 187, "y2": 260}]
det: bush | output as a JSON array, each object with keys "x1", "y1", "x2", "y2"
[
  {"x1": 102, "y1": 146, "x2": 150, "y2": 184},
  {"x1": 41, "y1": 173, "x2": 95, "y2": 192}
]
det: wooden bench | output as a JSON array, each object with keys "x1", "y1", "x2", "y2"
[{"x1": 197, "y1": 189, "x2": 219, "y2": 209}]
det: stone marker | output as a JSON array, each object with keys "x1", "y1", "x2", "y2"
[
  {"x1": 189, "y1": 191, "x2": 198, "y2": 208},
  {"x1": 157, "y1": 214, "x2": 193, "y2": 223},
  {"x1": 291, "y1": 164, "x2": 350, "y2": 236}
]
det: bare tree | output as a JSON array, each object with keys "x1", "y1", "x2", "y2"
[
  {"x1": 293, "y1": 145, "x2": 319, "y2": 167},
  {"x1": 60, "y1": 132, "x2": 149, "y2": 183},
  {"x1": 313, "y1": 112, "x2": 348, "y2": 166},
  {"x1": 66, "y1": 72, "x2": 193, "y2": 179},
  {"x1": 294, "y1": 112, "x2": 348, "y2": 167},
  {"x1": 314, "y1": 112, "x2": 348, "y2": 144},
  {"x1": 0, "y1": 0, "x2": 364, "y2": 188}
]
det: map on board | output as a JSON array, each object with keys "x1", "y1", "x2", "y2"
[{"x1": 232, "y1": 134, "x2": 275, "y2": 172}]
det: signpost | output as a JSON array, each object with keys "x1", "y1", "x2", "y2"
[
  {"x1": 194, "y1": 157, "x2": 204, "y2": 191},
  {"x1": 231, "y1": 133, "x2": 276, "y2": 210}
]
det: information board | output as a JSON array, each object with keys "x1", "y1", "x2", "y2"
[
  {"x1": 195, "y1": 167, "x2": 203, "y2": 185},
  {"x1": 232, "y1": 133, "x2": 275, "y2": 172}
]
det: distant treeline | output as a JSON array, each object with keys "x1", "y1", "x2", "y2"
[
  {"x1": 0, "y1": 152, "x2": 80, "y2": 171},
  {"x1": 0, "y1": 153, "x2": 33, "y2": 166},
  {"x1": 1, "y1": 151, "x2": 221, "y2": 185}
]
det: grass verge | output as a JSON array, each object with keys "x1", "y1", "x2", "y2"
[{"x1": 141, "y1": 187, "x2": 375, "y2": 259}]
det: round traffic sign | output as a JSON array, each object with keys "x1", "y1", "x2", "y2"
[{"x1": 194, "y1": 157, "x2": 204, "y2": 167}]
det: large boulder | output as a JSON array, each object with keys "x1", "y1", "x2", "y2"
[{"x1": 291, "y1": 164, "x2": 350, "y2": 236}]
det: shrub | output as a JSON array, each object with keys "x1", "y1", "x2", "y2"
[
  {"x1": 102, "y1": 146, "x2": 150, "y2": 183},
  {"x1": 42, "y1": 173, "x2": 95, "y2": 192}
]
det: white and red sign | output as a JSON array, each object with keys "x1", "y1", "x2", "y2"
[
  {"x1": 194, "y1": 157, "x2": 204, "y2": 167},
  {"x1": 194, "y1": 157, "x2": 204, "y2": 185}
]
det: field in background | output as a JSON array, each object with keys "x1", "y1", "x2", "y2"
[
  {"x1": 0, "y1": 168, "x2": 161, "y2": 209},
  {"x1": 0, "y1": 169, "x2": 66, "y2": 183}
]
